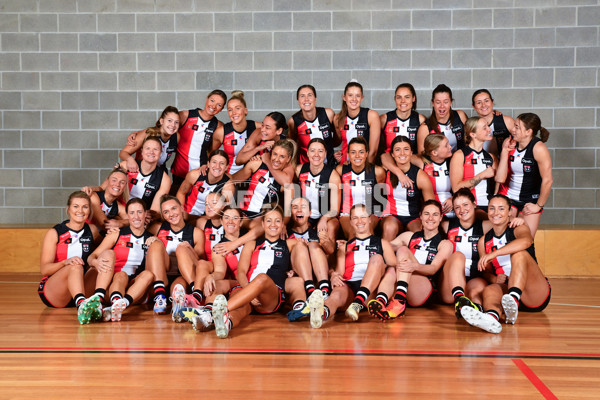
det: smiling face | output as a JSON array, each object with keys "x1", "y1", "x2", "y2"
[
  {"x1": 350, "y1": 206, "x2": 371, "y2": 236},
  {"x1": 432, "y1": 92, "x2": 452, "y2": 121},
  {"x1": 343, "y1": 85, "x2": 364, "y2": 113},
  {"x1": 472, "y1": 92, "x2": 494, "y2": 118},
  {"x1": 348, "y1": 142, "x2": 367, "y2": 169},
  {"x1": 391, "y1": 141, "x2": 412, "y2": 166},
  {"x1": 297, "y1": 87, "x2": 317, "y2": 113},
  {"x1": 222, "y1": 208, "x2": 242, "y2": 236},
  {"x1": 208, "y1": 154, "x2": 228, "y2": 179},
  {"x1": 270, "y1": 145, "x2": 291, "y2": 171},
  {"x1": 159, "y1": 112, "x2": 180, "y2": 137},
  {"x1": 204, "y1": 94, "x2": 225, "y2": 117},
  {"x1": 204, "y1": 192, "x2": 225, "y2": 219},
  {"x1": 127, "y1": 202, "x2": 146, "y2": 230},
  {"x1": 432, "y1": 138, "x2": 452, "y2": 160},
  {"x1": 262, "y1": 209, "x2": 284, "y2": 239},
  {"x1": 471, "y1": 118, "x2": 493, "y2": 143},
  {"x1": 453, "y1": 195, "x2": 476, "y2": 225},
  {"x1": 261, "y1": 115, "x2": 282, "y2": 141},
  {"x1": 513, "y1": 118, "x2": 533, "y2": 143},
  {"x1": 227, "y1": 99, "x2": 248, "y2": 125},
  {"x1": 67, "y1": 197, "x2": 91, "y2": 223},
  {"x1": 420, "y1": 204, "x2": 443, "y2": 232},
  {"x1": 141, "y1": 139, "x2": 161, "y2": 164},
  {"x1": 488, "y1": 196, "x2": 511, "y2": 227},
  {"x1": 307, "y1": 141, "x2": 326, "y2": 167},
  {"x1": 291, "y1": 197, "x2": 310, "y2": 225},
  {"x1": 395, "y1": 87, "x2": 415, "y2": 115},
  {"x1": 161, "y1": 199, "x2": 183, "y2": 226},
  {"x1": 107, "y1": 171, "x2": 127, "y2": 198}
]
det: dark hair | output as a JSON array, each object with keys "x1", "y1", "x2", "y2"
[
  {"x1": 490, "y1": 193, "x2": 512, "y2": 208},
  {"x1": 389, "y1": 136, "x2": 413, "y2": 188},
  {"x1": 265, "y1": 111, "x2": 288, "y2": 133},
  {"x1": 396, "y1": 83, "x2": 418, "y2": 110},
  {"x1": 126, "y1": 197, "x2": 146, "y2": 213},
  {"x1": 517, "y1": 113, "x2": 550, "y2": 143},
  {"x1": 348, "y1": 136, "x2": 372, "y2": 172},
  {"x1": 147, "y1": 105, "x2": 179, "y2": 136},
  {"x1": 264, "y1": 204, "x2": 284, "y2": 219},
  {"x1": 452, "y1": 187, "x2": 476, "y2": 204},
  {"x1": 307, "y1": 138, "x2": 327, "y2": 151},
  {"x1": 207, "y1": 89, "x2": 227, "y2": 104},
  {"x1": 471, "y1": 89, "x2": 494, "y2": 106},
  {"x1": 336, "y1": 81, "x2": 364, "y2": 131},
  {"x1": 159, "y1": 194, "x2": 180, "y2": 208},
  {"x1": 142, "y1": 135, "x2": 162, "y2": 148},
  {"x1": 228, "y1": 90, "x2": 246, "y2": 108},
  {"x1": 67, "y1": 190, "x2": 90, "y2": 207},
  {"x1": 296, "y1": 84, "x2": 316, "y2": 100},
  {"x1": 221, "y1": 206, "x2": 242, "y2": 219},
  {"x1": 209, "y1": 149, "x2": 230, "y2": 166},
  {"x1": 428, "y1": 84, "x2": 454, "y2": 135},
  {"x1": 421, "y1": 199, "x2": 443, "y2": 214}
]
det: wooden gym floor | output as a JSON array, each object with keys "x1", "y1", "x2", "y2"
[{"x1": 0, "y1": 273, "x2": 599, "y2": 399}]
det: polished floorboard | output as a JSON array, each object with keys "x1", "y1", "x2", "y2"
[{"x1": 0, "y1": 273, "x2": 599, "y2": 399}]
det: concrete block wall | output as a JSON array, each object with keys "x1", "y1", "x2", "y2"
[{"x1": 0, "y1": 0, "x2": 599, "y2": 224}]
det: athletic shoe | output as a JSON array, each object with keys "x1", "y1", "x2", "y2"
[
  {"x1": 111, "y1": 298, "x2": 127, "y2": 322},
  {"x1": 101, "y1": 307, "x2": 112, "y2": 322},
  {"x1": 502, "y1": 294, "x2": 519, "y2": 325},
  {"x1": 212, "y1": 294, "x2": 230, "y2": 339},
  {"x1": 91, "y1": 299, "x2": 103, "y2": 322},
  {"x1": 287, "y1": 301, "x2": 310, "y2": 322},
  {"x1": 345, "y1": 302, "x2": 363, "y2": 322},
  {"x1": 185, "y1": 294, "x2": 203, "y2": 308},
  {"x1": 179, "y1": 306, "x2": 204, "y2": 323},
  {"x1": 461, "y1": 306, "x2": 502, "y2": 334},
  {"x1": 77, "y1": 295, "x2": 101, "y2": 325},
  {"x1": 454, "y1": 295, "x2": 480, "y2": 319},
  {"x1": 308, "y1": 290, "x2": 324, "y2": 329},
  {"x1": 171, "y1": 284, "x2": 186, "y2": 322},
  {"x1": 322, "y1": 290, "x2": 329, "y2": 301},
  {"x1": 192, "y1": 309, "x2": 214, "y2": 332},
  {"x1": 384, "y1": 299, "x2": 406, "y2": 320},
  {"x1": 367, "y1": 298, "x2": 388, "y2": 322},
  {"x1": 153, "y1": 295, "x2": 167, "y2": 314}
]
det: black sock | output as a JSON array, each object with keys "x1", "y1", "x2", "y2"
[
  {"x1": 394, "y1": 281, "x2": 408, "y2": 303},
  {"x1": 124, "y1": 294, "x2": 133, "y2": 307},
  {"x1": 304, "y1": 280, "x2": 315, "y2": 297},
  {"x1": 486, "y1": 309, "x2": 500, "y2": 321},
  {"x1": 190, "y1": 281, "x2": 195, "y2": 291},
  {"x1": 153, "y1": 281, "x2": 166, "y2": 301},
  {"x1": 110, "y1": 291, "x2": 123, "y2": 304},
  {"x1": 318, "y1": 280, "x2": 331, "y2": 296},
  {"x1": 508, "y1": 287, "x2": 522, "y2": 305},
  {"x1": 323, "y1": 305, "x2": 331, "y2": 320},
  {"x1": 376, "y1": 292, "x2": 389, "y2": 305},
  {"x1": 204, "y1": 303, "x2": 213, "y2": 311},
  {"x1": 94, "y1": 288, "x2": 106, "y2": 302},
  {"x1": 452, "y1": 286, "x2": 465, "y2": 301},
  {"x1": 74, "y1": 293, "x2": 86, "y2": 308},
  {"x1": 292, "y1": 300, "x2": 306, "y2": 310},
  {"x1": 353, "y1": 287, "x2": 370, "y2": 307},
  {"x1": 192, "y1": 288, "x2": 204, "y2": 304}
]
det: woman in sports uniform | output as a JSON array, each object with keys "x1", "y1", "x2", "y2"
[
  {"x1": 234, "y1": 111, "x2": 286, "y2": 167},
  {"x1": 38, "y1": 191, "x2": 109, "y2": 324},
  {"x1": 417, "y1": 84, "x2": 468, "y2": 154},
  {"x1": 381, "y1": 136, "x2": 434, "y2": 241},
  {"x1": 88, "y1": 167, "x2": 129, "y2": 232},
  {"x1": 333, "y1": 81, "x2": 380, "y2": 164},
  {"x1": 288, "y1": 84, "x2": 339, "y2": 165},
  {"x1": 450, "y1": 116, "x2": 497, "y2": 213},
  {"x1": 336, "y1": 136, "x2": 386, "y2": 239},
  {"x1": 171, "y1": 90, "x2": 227, "y2": 192},
  {"x1": 307, "y1": 204, "x2": 396, "y2": 328},
  {"x1": 222, "y1": 91, "x2": 261, "y2": 174},
  {"x1": 120, "y1": 106, "x2": 180, "y2": 174},
  {"x1": 210, "y1": 207, "x2": 311, "y2": 338},
  {"x1": 460, "y1": 194, "x2": 551, "y2": 334},
  {"x1": 368, "y1": 200, "x2": 453, "y2": 321},
  {"x1": 412, "y1": 134, "x2": 454, "y2": 217},
  {"x1": 471, "y1": 89, "x2": 515, "y2": 156},
  {"x1": 87, "y1": 198, "x2": 156, "y2": 322},
  {"x1": 496, "y1": 113, "x2": 552, "y2": 237},
  {"x1": 296, "y1": 138, "x2": 341, "y2": 246},
  {"x1": 176, "y1": 150, "x2": 234, "y2": 221}
]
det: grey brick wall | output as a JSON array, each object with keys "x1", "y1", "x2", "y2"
[{"x1": 1, "y1": 1, "x2": 599, "y2": 224}]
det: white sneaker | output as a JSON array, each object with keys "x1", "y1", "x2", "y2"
[
  {"x1": 171, "y1": 284, "x2": 186, "y2": 322},
  {"x1": 502, "y1": 294, "x2": 519, "y2": 325},
  {"x1": 101, "y1": 307, "x2": 112, "y2": 322},
  {"x1": 212, "y1": 295, "x2": 230, "y2": 339},
  {"x1": 192, "y1": 309, "x2": 214, "y2": 332},
  {"x1": 153, "y1": 295, "x2": 167, "y2": 314},
  {"x1": 111, "y1": 298, "x2": 127, "y2": 322},
  {"x1": 308, "y1": 290, "x2": 324, "y2": 329},
  {"x1": 345, "y1": 302, "x2": 362, "y2": 322},
  {"x1": 461, "y1": 306, "x2": 502, "y2": 334}
]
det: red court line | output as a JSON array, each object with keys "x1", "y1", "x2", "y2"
[{"x1": 513, "y1": 358, "x2": 558, "y2": 400}]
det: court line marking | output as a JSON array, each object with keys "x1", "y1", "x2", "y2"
[
  {"x1": 513, "y1": 359, "x2": 559, "y2": 400},
  {"x1": 1, "y1": 347, "x2": 599, "y2": 360}
]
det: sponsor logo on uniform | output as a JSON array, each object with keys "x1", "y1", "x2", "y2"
[
  {"x1": 522, "y1": 159, "x2": 533, "y2": 165},
  {"x1": 468, "y1": 237, "x2": 479, "y2": 243},
  {"x1": 355, "y1": 123, "x2": 367, "y2": 130},
  {"x1": 483, "y1": 159, "x2": 493, "y2": 165}
]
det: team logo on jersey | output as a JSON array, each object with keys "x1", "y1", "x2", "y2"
[
  {"x1": 349, "y1": 180, "x2": 356, "y2": 186},
  {"x1": 131, "y1": 178, "x2": 138, "y2": 185},
  {"x1": 393, "y1": 126, "x2": 400, "y2": 133},
  {"x1": 258, "y1": 176, "x2": 267, "y2": 184},
  {"x1": 433, "y1": 171, "x2": 439, "y2": 177},
  {"x1": 524, "y1": 165, "x2": 531, "y2": 172},
  {"x1": 407, "y1": 189, "x2": 415, "y2": 197},
  {"x1": 209, "y1": 234, "x2": 216, "y2": 241},
  {"x1": 232, "y1": 248, "x2": 240, "y2": 255},
  {"x1": 454, "y1": 236, "x2": 462, "y2": 242},
  {"x1": 352, "y1": 245, "x2": 360, "y2": 251},
  {"x1": 198, "y1": 186, "x2": 205, "y2": 193},
  {"x1": 471, "y1": 159, "x2": 478, "y2": 165},
  {"x1": 344, "y1": 124, "x2": 350, "y2": 130},
  {"x1": 319, "y1": 125, "x2": 330, "y2": 138},
  {"x1": 305, "y1": 129, "x2": 312, "y2": 135},
  {"x1": 125, "y1": 242, "x2": 133, "y2": 248},
  {"x1": 275, "y1": 251, "x2": 283, "y2": 258},
  {"x1": 82, "y1": 244, "x2": 90, "y2": 253},
  {"x1": 191, "y1": 124, "x2": 199, "y2": 131},
  {"x1": 427, "y1": 252, "x2": 435, "y2": 262},
  {"x1": 65, "y1": 238, "x2": 72, "y2": 244},
  {"x1": 166, "y1": 236, "x2": 174, "y2": 241},
  {"x1": 144, "y1": 189, "x2": 153, "y2": 198}
]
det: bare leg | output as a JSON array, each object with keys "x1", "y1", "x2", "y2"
[
  {"x1": 382, "y1": 216, "x2": 402, "y2": 242},
  {"x1": 226, "y1": 274, "x2": 281, "y2": 313},
  {"x1": 42, "y1": 265, "x2": 80, "y2": 308},
  {"x1": 465, "y1": 278, "x2": 488, "y2": 305},
  {"x1": 438, "y1": 252, "x2": 467, "y2": 304},
  {"x1": 175, "y1": 244, "x2": 198, "y2": 285},
  {"x1": 126, "y1": 270, "x2": 155, "y2": 304}
]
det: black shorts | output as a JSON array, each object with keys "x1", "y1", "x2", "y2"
[
  {"x1": 240, "y1": 208, "x2": 261, "y2": 220},
  {"x1": 477, "y1": 205, "x2": 488, "y2": 214},
  {"x1": 253, "y1": 287, "x2": 286, "y2": 314},
  {"x1": 520, "y1": 278, "x2": 551, "y2": 312},
  {"x1": 511, "y1": 200, "x2": 544, "y2": 215},
  {"x1": 38, "y1": 276, "x2": 75, "y2": 308},
  {"x1": 344, "y1": 280, "x2": 362, "y2": 295},
  {"x1": 387, "y1": 214, "x2": 420, "y2": 228}
]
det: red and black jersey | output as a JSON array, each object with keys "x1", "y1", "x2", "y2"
[
  {"x1": 498, "y1": 137, "x2": 542, "y2": 205},
  {"x1": 287, "y1": 226, "x2": 319, "y2": 242},
  {"x1": 343, "y1": 235, "x2": 384, "y2": 282},
  {"x1": 382, "y1": 110, "x2": 420, "y2": 153},
  {"x1": 298, "y1": 163, "x2": 335, "y2": 220},
  {"x1": 292, "y1": 107, "x2": 335, "y2": 165},
  {"x1": 203, "y1": 219, "x2": 224, "y2": 262},
  {"x1": 223, "y1": 120, "x2": 256, "y2": 174},
  {"x1": 217, "y1": 236, "x2": 244, "y2": 278},
  {"x1": 422, "y1": 157, "x2": 453, "y2": 217},
  {"x1": 459, "y1": 146, "x2": 494, "y2": 207},
  {"x1": 484, "y1": 226, "x2": 536, "y2": 277},
  {"x1": 96, "y1": 190, "x2": 118, "y2": 219},
  {"x1": 383, "y1": 164, "x2": 422, "y2": 217},
  {"x1": 53, "y1": 221, "x2": 94, "y2": 264},
  {"x1": 340, "y1": 164, "x2": 377, "y2": 214},
  {"x1": 247, "y1": 238, "x2": 291, "y2": 290},
  {"x1": 427, "y1": 110, "x2": 465, "y2": 152},
  {"x1": 183, "y1": 172, "x2": 230, "y2": 216},
  {"x1": 447, "y1": 219, "x2": 484, "y2": 278},
  {"x1": 339, "y1": 107, "x2": 370, "y2": 163},
  {"x1": 240, "y1": 163, "x2": 281, "y2": 216},
  {"x1": 157, "y1": 222, "x2": 195, "y2": 256},
  {"x1": 485, "y1": 113, "x2": 510, "y2": 155},
  {"x1": 112, "y1": 227, "x2": 152, "y2": 277},
  {"x1": 408, "y1": 231, "x2": 443, "y2": 268},
  {"x1": 171, "y1": 109, "x2": 219, "y2": 178},
  {"x1": 128, "y1": 159, "x2": 164, "y2": 209}
]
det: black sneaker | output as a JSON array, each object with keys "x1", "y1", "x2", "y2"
[{"x1": 454, "y1": 295, "x2": 480, "y2": 319}]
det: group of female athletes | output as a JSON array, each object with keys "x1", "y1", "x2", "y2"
[{"x1": 38, "y1": 81, "x2": 553, "y2": 337}]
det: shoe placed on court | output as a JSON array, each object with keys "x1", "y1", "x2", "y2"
[
  {"x1": 501, "y1": 294, "x2": 519, "y2": 325},
  {"x1": 111, "y1": 298, "x2": 127, "y2": 322},
  {"x1": 101, "y1": 306, "x2": 112, "y2": 322},
  {"x1": 179, "y1": 306, "x2": 204, "y2": 323},
  {"x1": 153, "y1": 295, "x2": 167, "y2": 314},
  {"x1": 171, "y1": 284, "x2": 186, "y2": 322},
  {"x1": 192, "y1": 309, "x2": 214, "y2": 332},
  {"x1": 384, "y1": 299, "x2": 406, "y2": 320},
  {"x1": 345, "y1": 302, "x2": 363, "y2": 322},
  {"x1": 308, "y1": 290, "x2": 324, "y2": 329},
  {"x1": 212, "y1": 294, "x2": 230, "y2": 339},
  {"x1": 454, "y1": 295, "x2": 480, "y2": 320},
  {"x1": 185, "y1": 294, "x2": 202, "y2": 308},
  {"x1": 367, "y1": 298, "x2": 388, "y2": 322},
  {"x1": 461, "y1": 306, "x2": 502, "y2": 334},
  {"x1": 322, "y1": 290, "x2": 329, "y2": 301},
  {"x1": 77, "y1": 295, "x2": 101, "y2": 325},
  {"x1": 287, "y1": 301, "x2": 310, "y2": 322}
]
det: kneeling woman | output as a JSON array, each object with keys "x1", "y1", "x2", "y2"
[
  {"x1": 368, "y1": 200, "x2": 453, "y2": 321},
  {"x1": 308, "y1": 204, "x2": 396, "y2": 328},
  {"x1": 210, "y1": 207, "x2": 310, "y2": 338},
  {"x1": 38, "y1": 191, "x2": 109, "y2": 324},
  {"x1": 86, "y1": 198, "x2": 157, "y2": 322},
  {"x1": 460, "y1": 194, "x2": 551, "y2": 334}
]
